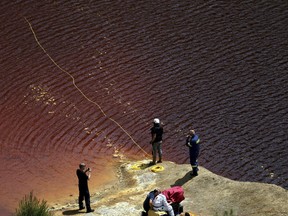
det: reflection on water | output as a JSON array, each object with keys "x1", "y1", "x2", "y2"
[{"x1": 0, "y1": 0, "x2": 288, "y2": 214}]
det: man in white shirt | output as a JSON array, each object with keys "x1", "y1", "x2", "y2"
[{"x1": 152, "y1": 190, "x2": 175, "y2": 216}]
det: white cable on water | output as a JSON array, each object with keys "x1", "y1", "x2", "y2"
[{"x1": 24, "y1": 17, "x2": 149, "y2": 157}]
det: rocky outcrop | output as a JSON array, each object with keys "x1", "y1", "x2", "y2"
[{"x1": 51, "y1": 160, "x2": 288, "y2": 216}]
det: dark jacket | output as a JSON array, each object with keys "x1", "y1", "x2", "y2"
[
  {"x1": 76, "y1": 169, "x2": 89, "y2": 191},
  {"x1": 151, "y1": 124, "x2": 163, "y2": 143}
]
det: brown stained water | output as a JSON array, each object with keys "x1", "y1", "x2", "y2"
[{"x1": 0, "y1": 0, "x2": 288, "y2": 214}]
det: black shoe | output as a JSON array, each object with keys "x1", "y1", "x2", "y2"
[
  {"x1": 190, "y1": 171, "x2": 198, "y2": 176},
  {"x1": 86, "y1": 209, "x2": 94, "y2": 213},
  {"x1": 79, "y1": 206, "x2": 85, "y2": 210},
  {"x1": 157, "y1": 160, "x2": 162, "y2": 163}
]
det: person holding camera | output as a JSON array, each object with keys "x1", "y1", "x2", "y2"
[
  {"x1": 76, "y1": 163, "x2": 94, "y2": 213},
  {"x1": 186, "y1": 129, "x2": 201, "y2": 176}
]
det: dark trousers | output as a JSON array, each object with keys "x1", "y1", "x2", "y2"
[
  {"x1": 79, "y1": 189, "x2": 91, "y2": 211},
  {"x1": 189, "y1": 146, "x2": 200, "y2": 172},
  {"x1": 171, "y1": 202, "x2": 183, "y2": 215}
]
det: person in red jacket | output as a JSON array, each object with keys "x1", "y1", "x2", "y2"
[{"x1": 162, "y1": 186, "x2": 185, "y2": 215}]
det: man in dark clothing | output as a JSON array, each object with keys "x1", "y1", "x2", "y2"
[
  {"x1": 143, "y1": 189, "x2": 160, "y2": 214},
  {"x1": 76, "y1": 163, "x2": 94, "y2": 213},
  {"x1": 150, "y1": 118, "x2": 164, "y2": 165},
  {"x1": 186, "y1": 129, "x2": 200, "y2": 176}
]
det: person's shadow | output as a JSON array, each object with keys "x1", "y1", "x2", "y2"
[
  {"x1": 62, "y1": 209, "x2": 83, "y2": 215},
  {"x1": 170, "y1": 171, "x2": 194, "y2": 187}
]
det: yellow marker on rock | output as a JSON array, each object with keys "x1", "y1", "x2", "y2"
[{"x1": 151, "y1": 165, "x2": 165, "y2": 172}]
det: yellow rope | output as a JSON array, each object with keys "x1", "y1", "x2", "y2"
[{"x1": 24, "y1": 17, "x2": 149, "y2": 157}]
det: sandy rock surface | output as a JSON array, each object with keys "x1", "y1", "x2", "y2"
[{"x1": 51, "y1": 160, "x2": 288, "y2": 216}]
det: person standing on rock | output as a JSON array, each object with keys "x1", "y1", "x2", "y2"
[
  {"x1": 186, "y1": 129, "x2": 200, "y2": 176},
  {"x1": 150, "y1": 118, "x2": 164, "y2": 165},
  {"x1": 76, "y1": 163, "x2": 94, "y2": 213}
]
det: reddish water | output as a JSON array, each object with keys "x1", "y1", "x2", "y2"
[{"x1": 1, "y1": 0, "x2": 288, "y2": 214}]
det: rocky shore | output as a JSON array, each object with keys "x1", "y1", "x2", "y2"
[{"x1": 50, "y1": 160, "x2": 288, "y2": 216}]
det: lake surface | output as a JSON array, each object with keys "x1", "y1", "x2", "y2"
[{"x1": 0, "y1": 0, "x2": 287, "y2": 214}]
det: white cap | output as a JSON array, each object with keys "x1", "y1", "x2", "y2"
[
  {"x1": 79, "y1": 163, "x2": 86, "y2": 168},
  {"x1": 153, "y1": 118, "x2": 160, "y2": 124}
]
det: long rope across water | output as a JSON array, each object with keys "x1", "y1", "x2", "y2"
[{"x1": 24, "y1": 17, "x2": 149, "y2": 157}]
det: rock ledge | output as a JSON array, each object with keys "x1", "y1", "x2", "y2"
[{"x1": 51, "y1": 160, "x2": 288, "y2": 216}]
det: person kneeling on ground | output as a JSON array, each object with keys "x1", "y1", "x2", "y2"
[
  {"x1": 152, "y1": 189, "x2": 174, "y2": 216},
  {"x1": 143, "y1": 189, "x2": 159, "y2": 214},
  {"x1": 162, "y1": 186, "x2": 185, "y2": 215}
]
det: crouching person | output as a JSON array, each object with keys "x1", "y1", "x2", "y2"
[
  {"x1": 143, "y1": 189, "x2": 159, "y2": 215},
  {"x1": 162, "y1": 186, "x2": 185, "y2": 215},
  {"x1": 153, "y1": 190, "x2": 174, "y2": 216}
]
